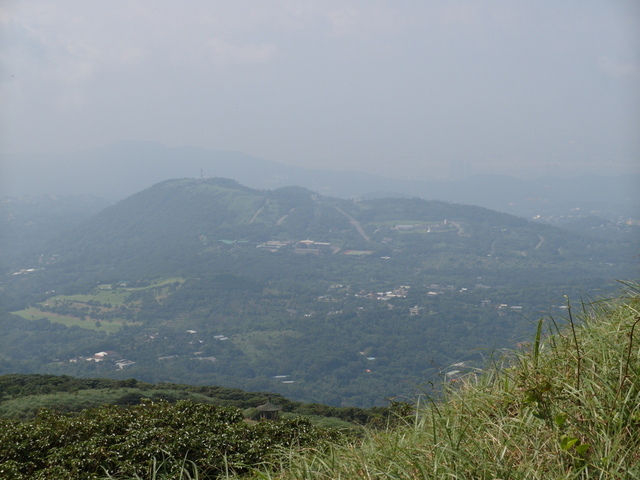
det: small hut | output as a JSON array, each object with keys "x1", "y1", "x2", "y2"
[{"x1": 256, "y1": 396, "x2": 282, "y2": 421}]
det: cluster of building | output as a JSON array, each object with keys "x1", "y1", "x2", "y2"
[
  {"x1": 69, "y1": 350, "x2": 136, "y2": 370},
  {"x1": 354, "y1": 286, "x2": 410, "y2": 301},
  {"x1": 12, "y1": 268, "x2": 40, "y2": 275},
  {"x1": 256, "y1": 240, "x2": 292, "y2": 252},
  {"x1": 393, "y1": 221, "x2": 452, "y2": 232},
  {"x1": 256, "y1": 239, "x2": 340, "y2": 254},
  {"x1": 479, "y1": 300, "x2": 524, "y2": 316},
  {"x1": 426, "y1": 284, "x2": 456, "y2": 295}
]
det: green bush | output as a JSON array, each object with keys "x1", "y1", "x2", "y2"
[
  {"x1": 254, "y1": 288, "x2": 640, "y2": 479},
  {"x1": 0, "y1": 400, "x2": 338, "y2": 479}
]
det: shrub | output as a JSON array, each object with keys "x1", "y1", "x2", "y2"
[{"x1": 0, "y1": 400, "x2": 337, "y2": 479}]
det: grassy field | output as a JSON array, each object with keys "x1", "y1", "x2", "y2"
[
  {"x1": 11, "y1": 278, "x2": 183, "y2": 333},
  {"x1": 58, "y1": 289, "x2": 131, "y2": 305},
  {"x1": 0, "y1": 388, "x2": 219, "y2": 420},
  {"x1": 12, "y1": 306, "x2": 129, "y2": 333},
  {"x1": 58, "y1": 277, "x2": 184, "y2": 305}
]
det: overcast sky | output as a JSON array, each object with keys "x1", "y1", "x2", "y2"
[{"x1": 1, "y1": 1, "x2": 638, "y2": 180}]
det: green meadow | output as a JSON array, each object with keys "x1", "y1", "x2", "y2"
[
  {"x1": 12, "y1": 306, "x2": 128, "y2": 333},
  {"x1": 11, "y1": 278, "x2": 183, "y2": 332}
]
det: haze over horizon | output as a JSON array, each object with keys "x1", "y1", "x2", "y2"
[{"x1": 1, "y1": 1, "x2": 639, "y2": 182}]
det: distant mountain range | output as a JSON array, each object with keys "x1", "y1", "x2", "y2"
[
  {"x1": 2, "y1": 178, "x2": 636, "y2": 405},
  {"x1": 31, "y1": 177, "x2": 632, "y2": 283},
  {"x1": 3, "y1": 141, "x2": 638, "y2": 220}
]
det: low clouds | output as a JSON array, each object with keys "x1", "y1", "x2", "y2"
[
  {"x1": 1, "y1": 1, "x2": 638, "y2": 178},
  {"x1": 598, "y1": 56, "x2": 640, "y2": 79},
  {"x1": 206, "y1": 38, "x2": 277, "y2": 65}
]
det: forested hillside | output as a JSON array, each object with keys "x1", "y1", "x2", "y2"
[
  {"x1": 0, "y1": 195, "x2": 110, "y2": 269},
  {"x1": 0, "y1": 373, "x2": 388, "y2": 426},
  {"x1": 255, "y1": 286, "x2": 640, "y2": 479},
  {"x1": 1, "y1": 178, "x2": 636, "y2": 406},
  {"x1": 1, "y1": 289, "x2": 638, "y2": 479}
]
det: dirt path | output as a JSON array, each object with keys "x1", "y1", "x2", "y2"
[
  {"x1": 534, "y1": 234, "x2": 545, "y2": 249},
  {"x1": 333, "y1": 206, "x2": 370, "y2": 242},
  {"x1": 249, "y1": 200, "x2": 269, "y2": 224},
  {"x1": 276, "y1": 208, "x2": 295, "y2": 225},
  {"x1": 449, "y1": 221, "x2": 465, "y2": 236}
]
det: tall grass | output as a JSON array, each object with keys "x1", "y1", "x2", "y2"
[
  {"x1": 98, "y1": 289, "x2": 640, "y2": 479},
  {"x1": 253, "y1": 287, "x2": 640, "y2": 479}
]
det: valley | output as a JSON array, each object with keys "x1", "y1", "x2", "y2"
[{"x1": 0, "y1": 178, "x2": 637, "y2": 406}]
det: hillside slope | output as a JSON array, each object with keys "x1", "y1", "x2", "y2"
[
  {"x1": 4, "y1": 141, "x2": 638, "y2": 221},
  {"x1": 24, "y1": 177, "x2": 632, "y2": 283},
  {"x1": 266, "y1": 288, "x2": 640, "y2": 479},
  {"x1": 2, "y1": 178, "x2": 636, "y2": 406},
  {"x1": 1, "y1": 289, "x2": 637, "y2": 479}
]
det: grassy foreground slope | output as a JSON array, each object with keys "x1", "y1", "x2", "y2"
[
  {"x1": 260, "y1": 287, "x2": 640, "y2": 480},
  {"x1": 0, "y1": 288, "x2": 638, "y2": 479}
]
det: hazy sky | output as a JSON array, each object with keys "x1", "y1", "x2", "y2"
[{"x1": 1, "y1": 1, "x2": 639, "y2": 180}]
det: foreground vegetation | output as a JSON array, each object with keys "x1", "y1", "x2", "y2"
[
  {"x1": 0, "y1": 374, "x2": 391, "y2": 426},
  {"x1": 0, "y1": 287, "x2": 638, "y2": 478},
  {"x1": 257, "y1": 287, "x2": 640, "y2": 479},
  {"x1": 0, "y1": 401, "x2": 345, "y2": 479}
]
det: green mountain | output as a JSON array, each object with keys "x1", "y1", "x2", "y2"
[
  {"x1": 0, "y1": 194, "x2": 111, "y2": 269},
  {"x1": 5, "y1": 141, "x2": 639, "y2": 222},
  {"x1": 23, "y1": 177, "x2": 632, "y2": 281},
  {"x1": 1, "y1": 178, "x2": 636, "y2": 406},
  {"x1": 0, "y1": 373, "x2": 382, "y2": 427}
]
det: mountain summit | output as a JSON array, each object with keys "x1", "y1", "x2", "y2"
[
  {"x1": 40, "y1": 176, "x2": 614, "y2": 281},
  {"x1": 4, "y1": 178, "x2": 635, "y2": 405}
]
